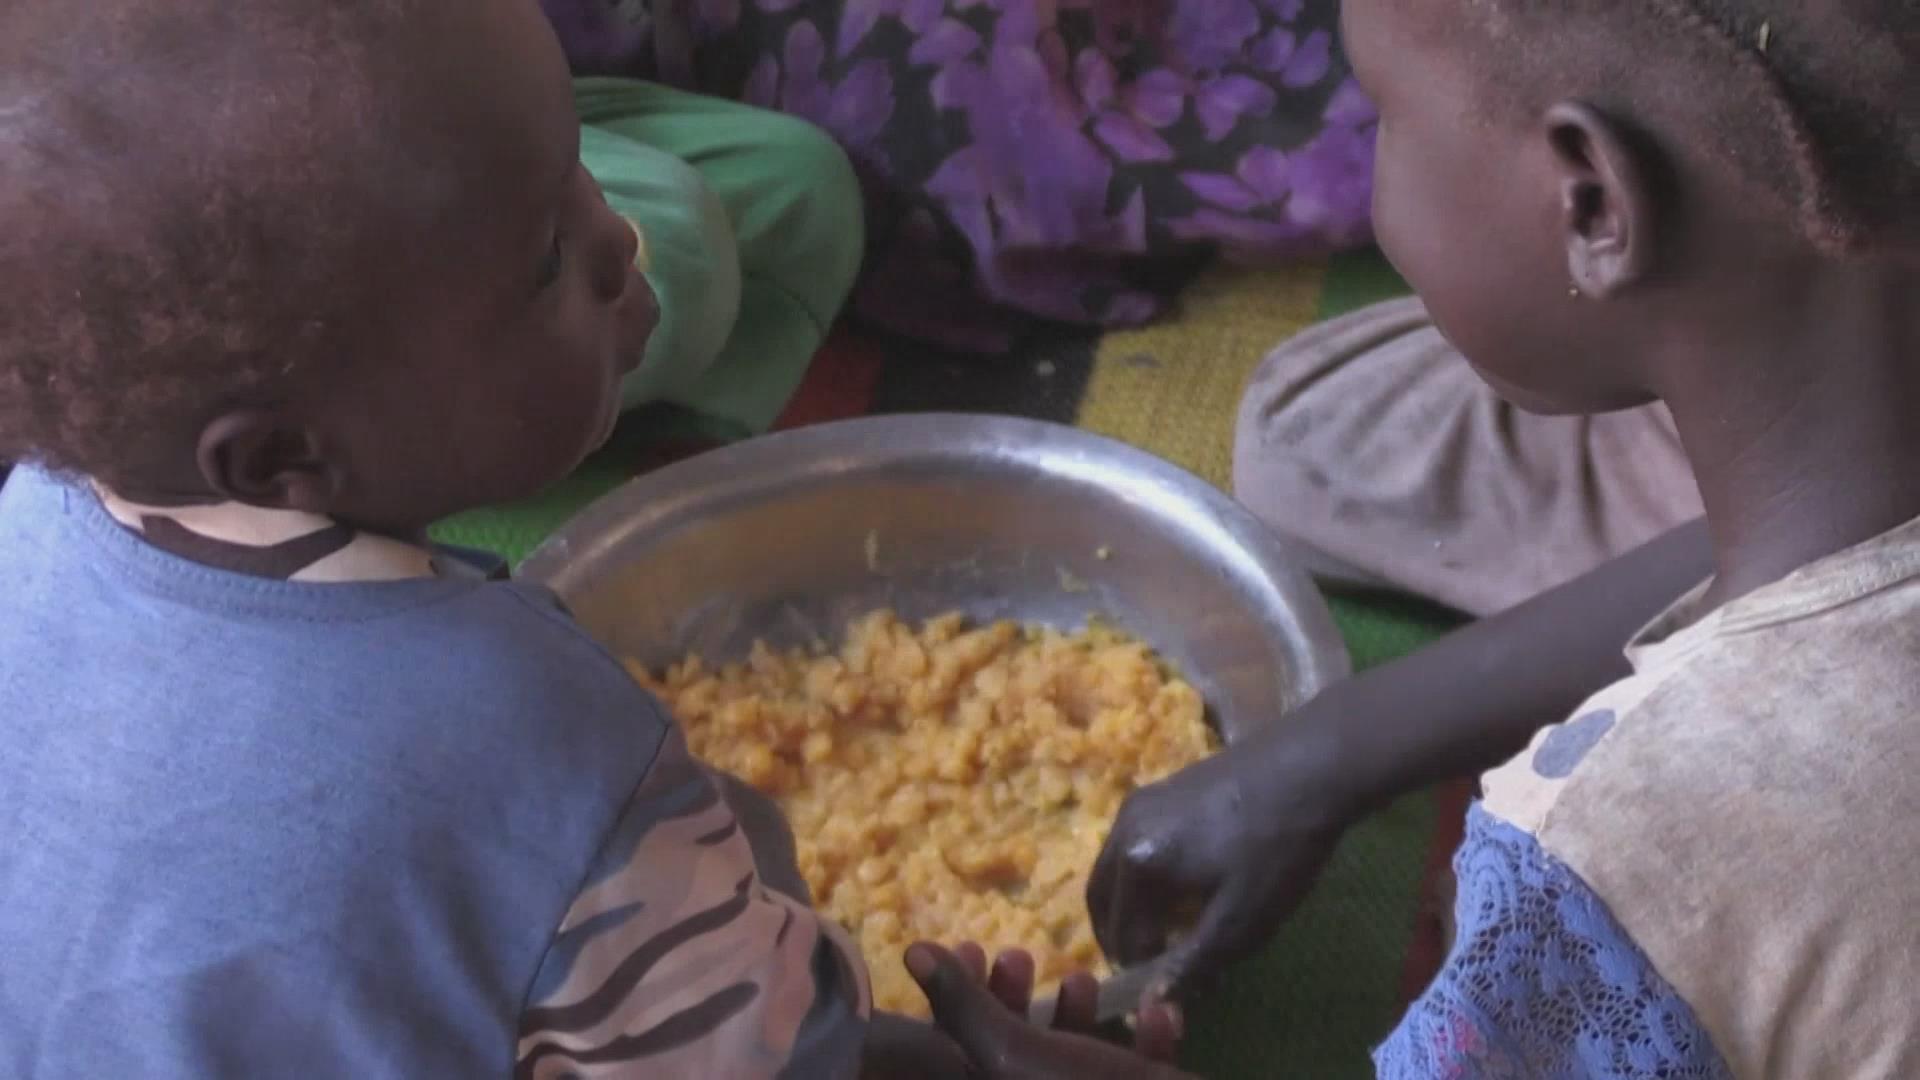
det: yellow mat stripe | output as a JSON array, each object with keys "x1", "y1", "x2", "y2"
[{"x1": 1075, "y1": 262, "x2": 1327, "y2": 490}]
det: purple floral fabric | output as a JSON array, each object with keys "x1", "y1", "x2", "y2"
[{"x1": 544, "y1": 0, "x2": 1375, "y2": 350}]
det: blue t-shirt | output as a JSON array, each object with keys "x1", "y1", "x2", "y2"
[{"x1": 0, "y1": 469, "x2": 866, "y2": 1078}]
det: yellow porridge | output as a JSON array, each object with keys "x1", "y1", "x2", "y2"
[{"x1": 629, "y1": 610, "x2": 1215, "y2": 1016}]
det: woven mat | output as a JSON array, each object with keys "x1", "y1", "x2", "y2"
[{"x1": 436, "y1": 248, "x2": 1468, "y2": 1078}]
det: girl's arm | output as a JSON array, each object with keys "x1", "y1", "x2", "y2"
[{"x1": 1087, "y1": 520, "x2": 1713, "y2": 998}]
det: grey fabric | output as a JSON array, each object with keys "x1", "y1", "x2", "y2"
[{"x1": 1234, "y1": 298, "x2": 1703, "y2": 615}]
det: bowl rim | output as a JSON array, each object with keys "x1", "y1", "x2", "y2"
[
  {"x1": 521, "y1": 413, "x2": 1352, "y2": 1021},
  {"x1": 524, "y1": 413, "x2": 1348, "y2": 686}
]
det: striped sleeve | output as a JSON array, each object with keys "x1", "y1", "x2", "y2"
[{"x1": 515, "y1": 727, "x2": 871, "y2": 1080}]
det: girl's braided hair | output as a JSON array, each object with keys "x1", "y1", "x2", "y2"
[{"x1": 1472, "y1": 0, "x2": 1917, "y2": 257}]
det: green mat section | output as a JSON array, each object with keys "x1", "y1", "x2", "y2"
[
  {"x1": 1321, "y1": 247, "x2": 1417, "y2": 320},
  {"x1": 436, "y1": 248, "x2": 1451, "y2": 1077},
  {"x1": 434, "y1": 407, "x2": 738, "y2": 561},
  {"x1": 1179, "y1": 590, "x2": 1452, "y2": 1078}
]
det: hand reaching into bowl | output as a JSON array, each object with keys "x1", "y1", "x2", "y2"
[
  {"x1": 1087, "y1": 522, "x2": 1716, "y2": 1000},
  {"x1": 902, "y1": 943, "x2": 1192, "y2": 1079},
  {"x1": 1086, "y1": 711, "x2": 1351, "y2": 1002}
]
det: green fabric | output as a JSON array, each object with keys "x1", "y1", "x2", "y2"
[
  {"x1": 576, "y1": 78, "x2": 864, "y2": 431},
  {"x1": 582, "y1": 122, "x2": 743, "y2": 414}
]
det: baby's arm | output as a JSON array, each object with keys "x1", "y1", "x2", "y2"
[
  {"x1": 706, "y1": 765, "x2": 976, "y2": 1080},
  {"x1": 707, "y1": 768, "x2": 809, "y2": 905},
  {"x1": 516, "y1": 728, "x2": 869, "y2": 1079}
]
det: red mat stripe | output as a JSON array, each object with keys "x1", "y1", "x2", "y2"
[{"x1": 1397, "y1": 780, "x2": 1473, "y2": 1005}]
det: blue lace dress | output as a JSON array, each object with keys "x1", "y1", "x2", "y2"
[{"x1": 1376, "y1": 806, "x2": 1734, "y2": 1079}]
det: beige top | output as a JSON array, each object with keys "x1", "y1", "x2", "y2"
[{"x1": 1483, "y1": 516, "x2": 1920, "y2": 1077}]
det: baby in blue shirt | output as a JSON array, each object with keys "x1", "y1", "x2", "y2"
[{"x1": 0, "y1": 1, "x2": 904, "y2": 1077}]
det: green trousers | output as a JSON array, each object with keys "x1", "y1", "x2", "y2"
[{"x1": 577, "y1": 79, "x2": 865, "y2": 434}]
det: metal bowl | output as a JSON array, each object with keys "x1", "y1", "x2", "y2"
[{"x1": 521, "y1": 414, "x2": 1350, "y2": 1016}]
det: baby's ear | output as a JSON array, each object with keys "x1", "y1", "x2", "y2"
[
  {"x1": 1544, "y1": 101, "x2": 1659, "y2": 299},
  {"x1": 195, "y1": 410, "x2": 344, "y2": 513}
]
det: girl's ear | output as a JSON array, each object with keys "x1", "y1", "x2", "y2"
[{"x1": 1544, "y1": 101, "x2": 1659, "y2": 299}]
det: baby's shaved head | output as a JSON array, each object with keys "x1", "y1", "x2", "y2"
[{"x1": 0, "y1": 0, "x2": 505, "y2": 489}]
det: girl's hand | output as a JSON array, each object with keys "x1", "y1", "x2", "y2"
[
  {"x1": 1086, "y1": 718, "x2": 1351, "y2": 1002},
  {"x1": 905, "y1": 943, "x2": 1193, "y2": 1079}
]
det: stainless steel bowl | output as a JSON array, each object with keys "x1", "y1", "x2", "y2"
[{"x1": 521, "y1": 414, "x2": 1350, "y2": 1016}]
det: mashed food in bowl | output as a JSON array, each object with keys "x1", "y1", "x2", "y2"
[{"x1": 629, "y1": 610, "x2": 1215, "y2": 1016}]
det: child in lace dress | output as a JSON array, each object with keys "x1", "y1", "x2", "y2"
[{"x1": 894, "y1": 0, "x2": 1920, "y2": 1076}]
